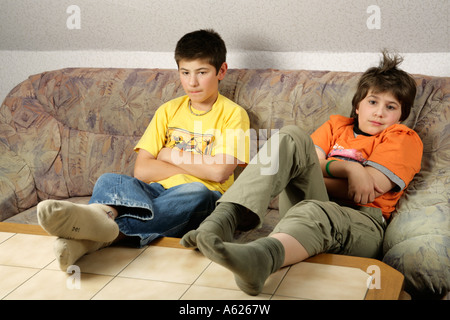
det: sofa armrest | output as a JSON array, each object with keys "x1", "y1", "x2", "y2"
[
  {"x1": 383, "y1": 204, "x2": 450, "y2": 298},
  {"x1": 0, "y1": 144, "x2": 37, "y2": 221}
]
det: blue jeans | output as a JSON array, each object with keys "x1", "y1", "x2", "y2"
[{"x1": 89, "y1": 173, "x2": 221, "y2": 247}]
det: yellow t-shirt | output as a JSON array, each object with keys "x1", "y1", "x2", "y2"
[{"x1": 134, "y1": 94, "x2": 250, "y2": 194}]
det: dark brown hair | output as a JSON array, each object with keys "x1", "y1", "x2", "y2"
[
  {"x1": 350, "y1": 50, "x2": 417, "y2": 122},
  {"x1": 174, "y1": 29, "x2": 227, "y2": 74}
]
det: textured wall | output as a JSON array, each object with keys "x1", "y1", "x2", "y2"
[
  {"x1": 0, "y1": 0, "x2": 448, "y2": 100},
  {"x1": 1, "y1": 0, "x2": 448, "y2": 52}
]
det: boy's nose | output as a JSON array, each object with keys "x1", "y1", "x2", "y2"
[
  {"x1": 189, "y1": 75, "x2": 199, "y2": 86},
  {"x1": 373, "y1": 106, "x2": 384, "y2": 117}
]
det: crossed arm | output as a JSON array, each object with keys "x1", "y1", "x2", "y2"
[
  {"x1": 134, "y1": 148, "x2": 240, "y2": 184},
  {"x1": 315, "y1": 148, "x2": 396, "y2": 205}
]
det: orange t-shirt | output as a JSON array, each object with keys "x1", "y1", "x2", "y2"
[{"x1": 311, "y1": 115, "x2": 423, "y2": 219}]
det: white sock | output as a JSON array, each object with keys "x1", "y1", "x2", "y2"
[
  {"x1": 37, "y1": 200, "x2": 119, "y2": 242},
  {"x1": 54, "y1": 237, "x2": 111, "y2": 271}
]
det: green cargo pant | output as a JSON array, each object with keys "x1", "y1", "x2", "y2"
[{"x1": 218, "y1": 125, "x2": 386, "y2": 258}]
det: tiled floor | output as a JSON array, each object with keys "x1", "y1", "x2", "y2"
[{"x1": 0, "y1": 231, "x2": 371, "y2": 300}]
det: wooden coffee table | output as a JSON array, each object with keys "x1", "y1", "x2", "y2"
[
  {"x1": 0, "y1": 222, "x2": 404, "y2": 300},
  {"x1": 305, "y1": 252, "x2": 404, "y2": 299}
]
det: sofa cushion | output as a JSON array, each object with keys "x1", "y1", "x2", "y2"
[
  {"x1": 377, "y1": 75, "x2": 450, "y2": 298},
  {"x1": 232, "y1": 69, "x2": 359, "y2": 134},
  {"x1": 4, "y1": 196, "x2": 91, "y2": 224},
  {"x1": 383, "y1": 204, "x2": 450, "y2": 297},
  {"x1": 0, "y1": 141, "x2": 37, "y2": 220}
]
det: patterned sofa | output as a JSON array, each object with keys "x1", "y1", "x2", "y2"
[{"x1": 0, "y1": 68, "x2": 448, "y2": 298}]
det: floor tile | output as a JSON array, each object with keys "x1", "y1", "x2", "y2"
[
  {"x1": 0, "y1": 233, "x2": 56, "y2": 268},
  {"x1": 275, "y1": 262, "x2": 370, "y2": 300},
  {"x1": 0, "y1": 227, "x2": 383, "y2": 300},
  {"x1": 93, "y1": 277, "x2": 190, "y2": 300},
  {"x1": 62, "y1": 245, "x2": 145, "y2": 276},
  {"x1": 181, "y1": 285, "x2": 271, "y2": 300},
  {"x1": 271, "y1": 295, "x2": 306, "y2": 300},
  {"x1": 194, "y1": 261, "x2": 289, "y2": 295},
  {"x1": 0, "y1": 265, "x2": 40, "y2": 299},
  {"x1": 4, "y1": 269, "x2": 113, "y2": 300},
  {"x1": 0, "y1": 232, "x2": 15, "y2": 243},
  {"x1": 119, "y1": 246, "x2": 211, "y2": 284}
]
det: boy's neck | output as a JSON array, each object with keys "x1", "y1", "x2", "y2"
[
  {"x1": 189, "y1": 100, "x2": 214, "y2": 116},
  {"x1": 353, "y1": 119, "x2": 372, "y2": 136},
  {"x1": 189, "y1": 93, "x2": 219, "y2": 112}
]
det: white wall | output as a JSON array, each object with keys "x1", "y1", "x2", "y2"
[
  {"x1": 1, "y1": 50, "x2": 448, "y2": 101},
  {"x1": 1, "y1": 0, "x2": 449, "y2": 99},
  {"x1": 2, "y1": 0, "x2": 448, "y2": 52}
]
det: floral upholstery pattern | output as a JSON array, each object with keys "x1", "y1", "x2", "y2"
[{"x1": 0, "y1": 67, "x2": 448, "y2": 297}]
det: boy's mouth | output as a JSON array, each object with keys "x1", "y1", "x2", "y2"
[{"x1": 369, "y1": 120, "x2": 383, "y2": 126}]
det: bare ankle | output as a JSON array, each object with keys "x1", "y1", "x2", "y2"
[{"x1": 96, "y1": 204, "x2": 118, "y2": 219}]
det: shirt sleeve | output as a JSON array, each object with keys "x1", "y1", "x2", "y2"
[
  {"x1": 213, "y1": 106, "x2": 251, "y2": 164},
  {"x1": 311, "y1": 115, "x2": 353, "y2": 156},
  {"x1": 311, "y1": 119, "x2": 333, "y2": 156},
  {"x1": 134, "y1": 104, "x2": 169, "y2": 157},
  {"x1": 365, "y1": 125, "x2": 423, "y2": 191}
]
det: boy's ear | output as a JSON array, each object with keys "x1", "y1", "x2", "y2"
[{"x1": 217, "y1": 62, "x2": 228, "y2": 80}]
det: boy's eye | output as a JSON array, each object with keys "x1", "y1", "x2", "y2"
[{"x1": 369, "y1": 100, "x2": 376, "y2": 105}]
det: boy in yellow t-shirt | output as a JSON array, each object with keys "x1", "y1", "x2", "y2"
[{"x1": 37, "y1": 29, "x2": 250, "y2": 270}]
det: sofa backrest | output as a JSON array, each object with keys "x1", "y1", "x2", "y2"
[
  {"x1": 227, "y1": 69, "x2": 450, "y2": 215},
  {"x1": 0, "y1": 67, "x2": 448, "y2": 218},
  {"x1": 1, "y1": 68, "x2": 186, "y2": 215}
]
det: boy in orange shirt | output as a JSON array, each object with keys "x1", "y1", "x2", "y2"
[{"x1": 181, "y1": 51, "x2": 423, "y2": 296}]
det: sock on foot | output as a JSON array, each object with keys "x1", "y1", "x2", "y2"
[
  {"x1": 54, "y1": 237, "x2": 112, "y2": 271},
  {"x1": 180, "y1": 202, "x2": 241, "y2": 248},
  {"x1": 37, "y1": 200, "x2": 119, "y2": 242},
  {"x1": 196, "y1": 233, "x2": 285, "y2": 296}
]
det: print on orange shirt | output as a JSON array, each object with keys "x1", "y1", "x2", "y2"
[{"x1": 328, "y1": 147, "x2": 367, "y2": 163}]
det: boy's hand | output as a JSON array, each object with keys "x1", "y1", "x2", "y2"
[
  {"x1": 346, "y1": 162, "x2": 383, "y2": 204},
  {"x1": 320, "y1": 156, "x2": 394, "y2": 205}
]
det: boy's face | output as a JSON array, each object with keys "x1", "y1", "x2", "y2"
[
  {"x1": 356, "y1": 90, "x2": 402, "y2": 135},
  {"x1": 178, "y1": 59, "x2": 227, "y2": 110}
]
